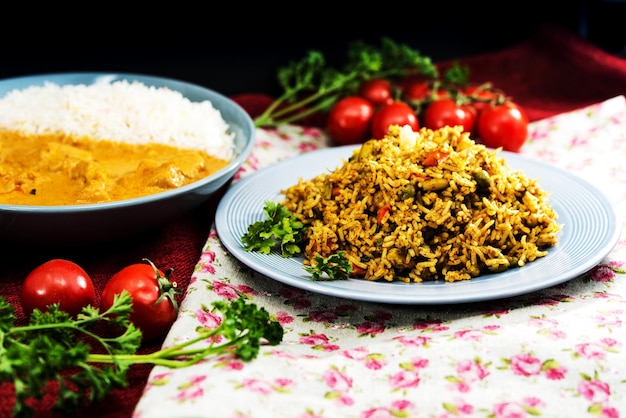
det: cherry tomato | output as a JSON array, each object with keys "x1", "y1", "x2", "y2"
[
  {"x1": 402, "y1": 81, "x2": 449, "y2": 103},
  {"x1": 476, "y1": 102, "x2": 529, "y2": 152},
  {"x1": 370, "y1": 102, "x2": 419, "y2": 139},
  {"x1": 326, "y1": 96, "x2": 375, "y2": 145},
  {"x1": 422, "y1": 98, "x2": 477, "y2": 134},
  {"x1": 464, "y1": 84, "x2": 500, "y2": 115},
  {"x1": 402, "y1": 81, "x2": 429, "y2": 101},
  {"x1": 358, "y1": 78, "x2": 394, "y2": 107},
  {"x1": 21, "y1": 259, "x2": 96, "y2": 317},
  {"x1": 100, "y1": 259, "x2": 179, "y2": 342}
]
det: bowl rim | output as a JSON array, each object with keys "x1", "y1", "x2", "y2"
[{"x1": 0, "y1": 71, "x2": 255, "y2": 214}]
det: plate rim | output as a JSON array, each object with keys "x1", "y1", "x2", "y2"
[
  {"x1": 215, "y1": 145, "x2": 621, "y2": 304},
  {"x1": 0, "y1": 71, "x2": 255, "y2": 213}
]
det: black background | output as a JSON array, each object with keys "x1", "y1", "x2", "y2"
[{"x1": 1, "y1": 1, "x2": 624, "y2": 97}]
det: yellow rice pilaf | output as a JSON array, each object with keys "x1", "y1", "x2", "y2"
[{"x1": 281, "y1": 125, "x2": 561, "y2": 283}]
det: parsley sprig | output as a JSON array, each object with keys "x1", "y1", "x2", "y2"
[
  {"x1": 304, "y1": 252, "x2": 353, "y2": 281},
  {"x1": 241, "y1": 202, "x2": 354, "y2": 281},
  {"x1": 253, "y1": 37, "x2": 439, "y2": 128},
  {"x1": 241, "y1": 201, "x2": 306, "y2": 257},
  {"x1": 0, "y1": 294, "x2": 283, "y2": 417}
]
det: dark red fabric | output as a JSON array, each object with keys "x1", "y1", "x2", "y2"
[
  {"x1": 439, "y1": 24, "x2": 626, "y2": 122},
  {"x1": 1, "y1": 23, "x2": 625, "y2": 418}
]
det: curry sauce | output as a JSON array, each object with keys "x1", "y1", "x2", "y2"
[{"x1": 0, "y1": 132, "x2": 230, "y2": 206}]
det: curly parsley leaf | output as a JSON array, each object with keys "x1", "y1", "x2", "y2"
[
  {"x1": 241, "y1": 201, "x2": 306, "y2": 257},
  {"x1": 442, "y1": 60, "x2": 470, "y2": 85},
  {"x1": 211, "y1": 297, "x2": 284, "y2": 361},
  {"x1": 1, "y1": 294, "x2": 283, "y2": 417},
  {"x1": 304, "y1": 252, "x2": 353, "y2": 281},
  {"x1": 1, "y1": 293, "x2": 140, "y2": 418}
]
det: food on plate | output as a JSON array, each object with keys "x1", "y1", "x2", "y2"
[
  {"x1": 0, "y1": 80, "x2": 235, "y2": 205},
  {"x1": 280, "y1": 124, "x2": 561, "y2": 283}
]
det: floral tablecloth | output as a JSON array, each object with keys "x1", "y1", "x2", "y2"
[{"x1": 134, "y1": 96, "x2": 626, "y2": 418}]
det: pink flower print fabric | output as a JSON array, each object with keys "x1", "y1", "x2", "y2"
[{"x1": 135, "y1": 97, "x2": 626, "y2": 418}]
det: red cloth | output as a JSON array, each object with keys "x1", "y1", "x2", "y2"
[
  {"x1": 438, "y1": 24, "x2": 626, "y2": 122},
  {"x1": 1, "y1": 23, "x2": 625, "y2": 418}
]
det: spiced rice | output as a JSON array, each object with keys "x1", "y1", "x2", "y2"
[{"x1": 281, "y1": 125, "x2": 561, "y2": 283}]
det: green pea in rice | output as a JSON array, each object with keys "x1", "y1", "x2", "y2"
[{"x1": 281, "y1": 125, "x2": 561, "y2": 283}]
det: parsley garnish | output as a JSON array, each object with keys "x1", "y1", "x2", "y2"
[
  {"x1": 304, "y1": 252, "x2": 352, "y2": 281},
  {"x1": 0, "y1": 294, "x2": 283, "y2": 417},
  {"x1": 253, "y1": 37, "x2": 439, "y2": 128},
  {"x1": 242, "y1": 202, "x2": 353, "y2": 281},
  {"x1": 241, "y1": 201, "x2": 306, "y2": 257}
]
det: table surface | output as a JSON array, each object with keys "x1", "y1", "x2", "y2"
[
  {"x1": 2, "y1": 24, "x2": 626, "y2": 418},
  {"x1": 136, "y1": 96, "x2": 626, "y2": 418}
]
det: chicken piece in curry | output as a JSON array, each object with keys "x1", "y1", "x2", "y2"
[{"x1": 0, "y1": 132, "x2": 230, "y2": 206}]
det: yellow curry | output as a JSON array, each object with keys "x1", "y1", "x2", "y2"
[{"x1": 0, "y1": 132, "x2": 230, "y2": 206}]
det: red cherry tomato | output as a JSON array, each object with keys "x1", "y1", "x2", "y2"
[
  {"x1": 358, "y1": 78, "x2": 394, "y2": 107},
  {"x1": 21, "y1": 259, "x2": 96, "y2": 317},
  {"x1": 403, "y1": 81, "x2": 449, "y2": 102},
  {"x1": 476, "y1": 102, "x2": 529, "y2": 152},
  {"x1": 100, "y1": 259, "x2": 179, "y2": 342},
  {"x1": 402, "y1": 81, "x2": 430, "y2": 101},
  {"x1": 326, "y1": 96, "x2": 375, "y2": 145},
  {"x1": 371, "y1": 102, "x2": 419, "y2": 139},
  {"x1": 422, "y1": 98, "x2": 477, "y2": 134},
  {"x1": 464, "y1": 84, "x2": 500, "y2": 114}
]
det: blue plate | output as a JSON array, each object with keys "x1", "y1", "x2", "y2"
[
  {"x1": 0, "y1": 72, "x2": 255, "y2": 246},
  {"x1": 215, "y1": 146, "x2": 621, "y2": 304}
]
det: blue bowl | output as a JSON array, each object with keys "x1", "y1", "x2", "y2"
[{"x1": 0, "y1": 72, "x2": 255, "y2": 246}]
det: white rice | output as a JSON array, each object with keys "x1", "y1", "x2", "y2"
[{"x1": 0, "y1": 79, "x2": 235, "y2": 160}]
